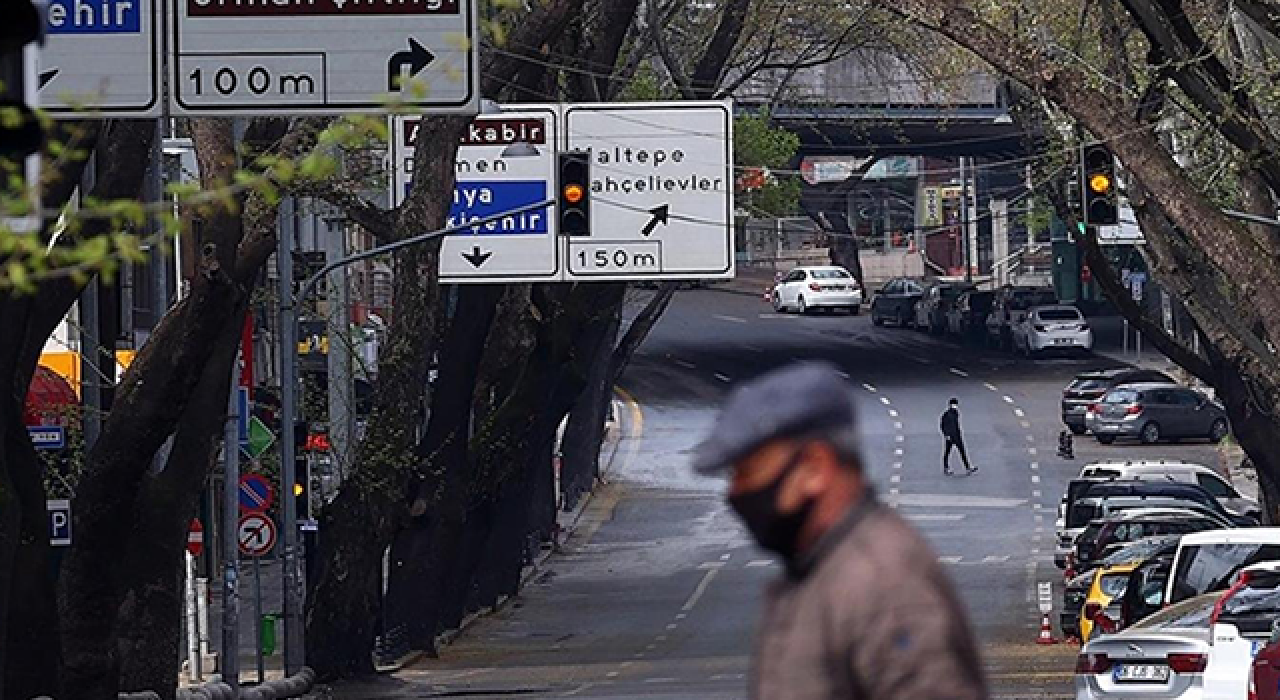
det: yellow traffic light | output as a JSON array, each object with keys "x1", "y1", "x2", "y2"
[
  {"x1": 563, "y1": 183, "x2": 585, "y2": 204},
  {"x1": 1088, "y1": 173, "x2": 1112, "y2": 194},
  {"x1": 294, "y1": 482, "x2": 304, "y2": 497}
]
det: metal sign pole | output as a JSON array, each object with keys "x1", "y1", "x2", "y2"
[
  {"x1": 278, "y1": 197, "x2": 305, "y2": 675},
  {"x1": 254, "y1": 555, "x2": 265, "y2": 683},
  {"x1": 221, "y1": 355, "x2": 242, "y2": 692}
]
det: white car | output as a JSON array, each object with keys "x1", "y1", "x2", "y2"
[
  {"x1": 1077, "y1": 460, "x2": 1260, "y2": 520},
  {"x1": 1012, "y1": 304, "x2": 1093, "y2": 356},
  {"x1": 770, "y1": 266, "x2": 863, "y2": 315}
]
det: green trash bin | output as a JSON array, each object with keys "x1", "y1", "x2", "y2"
[{"x1": 261, "y1": 614, "x2": 278, "y2": 656}]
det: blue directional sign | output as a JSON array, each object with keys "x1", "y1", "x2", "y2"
[
  {"x1": 40, "y1": 0, "x2": 161, "y2": 116},
  {"x1": 447, "y1": 182, "x2": 550, "y2": 235},
  {"x1": 28, "y1": 426, "x2": 66, "y2": 450},
  {"x1": 236, "y1": 387, "x2": 251, "y2": 446},
  {"x1": 47, "y1": 499, "x2": 72, "y2": 546}
]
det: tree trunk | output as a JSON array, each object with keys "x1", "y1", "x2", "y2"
[{"x1": 560, "y1": 302, "x2": 621, "y2": 510}]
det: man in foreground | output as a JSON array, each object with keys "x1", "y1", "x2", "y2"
[{"x1": 694, "y1": 363, "x2": 986, "y2": 700}]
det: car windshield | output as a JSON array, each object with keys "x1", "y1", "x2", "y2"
[
  {"x1": 1221, "y1": 587, "x2": 1280, "y2": 618},
  {"x1": 1100, "y1": 572, "x2": 1129, "y2": 597},
  {"x1": 1100, "y1": 537, "x2": 1175, "y2": 567},
  {"x1": 1132, "y1": 593, "x2": 1220, "y2": 630},
  {"x1": 811, "y1": 269, "x2": 850, "y2": 280},
  {"x1": 1172, "y1": 544, "x2": 1280, "y2": 603},
  {"x1": 1069, "y1": 502, "x2": 1102, "y2": 529},
  {"x1": 1104, "y1": 389, "x2": 1140, "y2": 404},
  {"x1": 1070, "y1": 378, "x2": 1113, "y2": 392},
  {"x1": 1038, "y1": 309, "x2": 1081, "y2": 321}
]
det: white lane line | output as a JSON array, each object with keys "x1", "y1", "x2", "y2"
[
  {"x1": 667, "y1": 623, "x2": 679, "y2": 630},
  {"x1": 1030, "y1": 461, "x2": 1039, "y2": 470},
  {"x1": 606, "y1": 671, "x2": 620, "y2": 679},
  {"x1": 894, "y1": 448, "x2": 904, "y2": 456},
  {"x1": 656, "y1": 635, "x2": 668, "y2": 642},
  {"x1": 863, "y1": 383, "x2": 878, "y2": 393},
  {"x1": 949, "y1": 367, "x2": 969, "y2": 377},
  {"x1": 1028, "y1": 447, "x2": 1038, "y2": 455},
  {"x1": 1003, "y1": 395, "x2": 1016, "y2": 404},
  {"x1": 713, "y1": 314, "x2": 747, "y2": 324},
  {"x1": 939, "y1": 556, "x2": 963, "y2": 564},
  {"x1": 675, "y1": 613, "x2": 687, "y2": 620},
  {"x1": 888, "y1": 409, "x2": 899, "y2": 417},
  {"x1": 880, "y1": 397, "x2": 892, "y2": 405},
  {"x1": 890, "y1": 474, "x2": 901, "y2": 484},
  {"x1": 746, "y1": 560, "x2": 773, "y2": 568},
  {"x1": 893, "y1": 462, "x2": 903, "y2": 469},
  {"x1": 894, "y1": 422, "x2": 903, "y2": 430},
  {"x1": 713, "y1": 372, "x2": 732, "y2": 383},
  {"x1": 673, "y1": 358, "x2": 697, "y2": 370},
  {"x1": 1031, "y1": 474, "x2": 1041, "y2": 484},
  {"x1": 744, "y1": 344, "x2": 765, "y2": 353},
  {"x1": 710, "y1": 674, "x2": 746, "y2": 682},
  {"x1": 720, "y1": 553, "x2": 731, "y2": 561},
  {"x1": 682, "y1": 568, "x2": 719, "y2": 612},
  {"x1": 983, "y1": 555, "x2": 1011, "y2": 563},
  {"x1": 1020, "y1": 420, "x2": 1032, "y2": 429},
  {"x1": 1014, "y1": 408, "x2": 1025, "y2": 417},
  {"x1": 1034, "y1": 514, "x2": 1045, "y2": 522},
  {"x1": 697, "y1": 561, "x2": 726, "y2": 570},
  {"x1": 983, "y1": 382, "x2": 999, "y2": 392},
  {"x1": 838, "y1": 371, "x2": 851, "y2": 380},
  {"x1": 889, "y1": 488, "x2": 901, "y2": 497},
  {"x1": 895, "y1": 435, "x2": 905, "y2": 443},
  {"x1": 907, "y1": 514, "x2": 965, "y2": 522},
  {"x1": 1032, "y1": 490, "x2": 1042, "y2": 498},
  {"x1": 1025, "y1": 435, "x2": 1035, "y2": 442},
  {"x1": 644, "y1": 677, "x2": 677, "y2": 684}
]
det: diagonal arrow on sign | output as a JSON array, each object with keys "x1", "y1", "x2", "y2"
[
  {"x1": 461, "y1": 246, "x2": 493, "y2": 268},
  {"x1": 387, "y1": 38, "x2": 435, "y2": 91},
  {"x1": 38, "y1": 69, "x2": 59, "y2": 90},
  {"x1": 639, "y1": 204, "x2": 669, "y2": 237}
]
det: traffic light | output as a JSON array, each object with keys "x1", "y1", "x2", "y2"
[
  {"x1": 1080, "y1": 144, "x2": 1118, "y2": 226},
  {"x1": 293, "y1": 421, "x2": 311, "y2": 520},
  {"x1": 1, "y1": 0, "x2": 44, "y2": 233},
  {"x1": 558, "y1": 151, "x2": 591, "y2": 236}
]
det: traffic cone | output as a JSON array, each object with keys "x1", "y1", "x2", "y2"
[{"x1": 1036, "y1": 612, "x2": 1058, "y2": 645}]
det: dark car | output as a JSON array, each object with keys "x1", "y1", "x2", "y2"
[
  {"x1": 1074, "y1": 511, "x2": 1220, "y2": 567},
  {"x1": 870, "y1": 277, "x2": 924, "y2": 328},
  {"x1": 1065, "y1": 479, "x2": 1256, "y2": 528},
  {"x1": 914, "y1": 282, "x2": 973, "y2": 335},
  {"x1": 1089, "y1": 382, "x2": 1231, "y2": 445},
  {"x1": 1061, "y1": 368, "x2": 1175, "y2": 435},
  {"x1": 984, "y1": 285, "x2": 1057, "y2": 349},
  {"x1": 946, "y1": 289, "x2": 994, "y2": 342}
]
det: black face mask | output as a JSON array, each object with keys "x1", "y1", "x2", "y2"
[{"x1": 729, "y1": 450, "x2": 815, "y2": 560}]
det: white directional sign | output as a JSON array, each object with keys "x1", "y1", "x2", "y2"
[
  {"x1": 564, "y1": 101, "x2": 734, "y2": 281},
  {"x1": 170, "y1": 0, "x2": 479, "y2": 116},
  {"x1": 39, "y1": 0, "x2": 162, "y2": 116},
  {"x1": 393, "y1": 106, "x2": 560, "y2": 282}
]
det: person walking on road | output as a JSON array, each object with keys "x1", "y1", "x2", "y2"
[
  {"x1": 940, "y1": 398, "x2": 975, "y2": 475},
  {"x1": 694, "y1": 363, "x2": 987, "y2": 700}
]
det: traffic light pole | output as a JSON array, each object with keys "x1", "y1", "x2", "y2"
[{"x1": 276, "y1": 197, "x2": 554, "y2": 672}]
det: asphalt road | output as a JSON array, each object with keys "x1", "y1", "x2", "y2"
[{"x1": 335, "y1": 289, "x2": 1225, "y2": 699}]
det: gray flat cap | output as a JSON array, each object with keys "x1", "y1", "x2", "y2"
[{"x1": 692, "y1": 362, "x2": 856, "y2": 475}]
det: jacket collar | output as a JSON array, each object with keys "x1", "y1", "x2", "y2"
[{"x1": 786, "y1": 488, "x2": 878, "y2": 579}]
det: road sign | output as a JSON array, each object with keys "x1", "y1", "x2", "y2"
[
  {"x1": 1038, "y1": 581, "x2": 1053, "y2": 614},
  {"x1": 237, "y1": 513, "x2": 277, "y2": 557},
  {"x1": 39, "y1": 0, "x2": 162, "y2": 116},
  {"x1": 187, "y1": 518, "x2": 205, "y2": 556},
  {"x1": 564, "y1": 101, "x2": 734, "y2": 281},
  {"x1": 243, "y1": 415, "x2": 276, "y2": 460},
  {"x1": 392, "y1": 106, "x2": 561, "y2": 282},
  {"x1": 169, "y1": 0, "x2": 479, "y2": 116},
  {"x1": 236, "y1": 387, "x2": 250, "y2": 446},
  {"x1": 28, "y1": 425, "x2": 66, "y2": 450},
  {"x1": 47, "y1": 499, "x2": 72, "y2": 546},
  {"x1": 239, "y1": 473, "x2": 275, "y2": 513}
]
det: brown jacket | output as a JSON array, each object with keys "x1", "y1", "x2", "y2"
[{"x1": 752, "y1": 497, "x2": 987, "y2": 700}]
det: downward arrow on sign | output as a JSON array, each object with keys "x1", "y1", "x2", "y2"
[
  {"x1": 461, "y1": 246, "x2": 493, "y2": 268},
  {"x1": 640, "y1": 204, "x2": 669, "y2": 237}
]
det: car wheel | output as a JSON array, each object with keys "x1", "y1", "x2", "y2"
[
  {"x1": 1140, "y1": 422, "x2": 1161, "y2": 445},
  {"x1": 797, "y1": 296, "x2": 808, "y2": 314},
  {"x1": 771, "y1": 292, "x2": 785, "y2": 313},
  {"x1": 1096, "y1": 435, "x2": 1116, "y2": 445},
  {"x1": 1069, "y1": 425, "x2": 1087, "y2": 436},
  {"x1": 1209, "y1": 418, "x2": 1229, "y2": 443}
]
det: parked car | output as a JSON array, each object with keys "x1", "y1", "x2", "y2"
[
  {"x1": 1076, "y1": 460, "x2": 1260, "y2": 520},
  {"x1": 946, "y1": 289, "x2": 995, "y2": 342},
  {"x1": 1010, "y1": 304, "x2": 1092, "y2": 356},
  {"x1": 914, "y1": 281, "x2": 972, "y2": 335},
  {"x1": 1088, "y1": 383, "x2": 1231, "y2": 445},
  {"x1": 1247, "y1": 564, "x2": 1280, "y2": 700},
  {"x1": 984, "y1": 285, "x2": 1057, "y2": 349},
  {"x1": 1075, "y1": 510, "x2": 1222, "y2": 568},
  {"x1": 1063, "y1": 368, "x2": 1176, "y2": 435},
  {"x1": 870, "y1": 277, "x2": 924, "y2": 327},
  {"x1": 1119, "y1": 551, "x2": 1176, "y2": 630},
  {"x1": 1064, "y1": 535, "x2": 1182, "y2": 641},
  {"x1": 1167, "y1": 529, "x2": 1280, "y2": 606},
  {"x1": 1075, "y1": 589, "x2": 1265, "y2": 700},
  {"x1": 770, "y1": 266, "x2": 863, "y2": 314}
]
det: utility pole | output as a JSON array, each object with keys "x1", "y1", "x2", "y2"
[
  {"x1": 277, "y1": 197, "x2": 305, "y2": 675},
  {"x1": 325, "y1": 216, "x2": 354, "y2": 486},
  {"x1": 959, "y1": 158, "x2": 972, "y2": 282}
]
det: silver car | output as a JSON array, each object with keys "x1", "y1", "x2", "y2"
[{"x1": 1088, "y1": 383, "x2": 1230, "y2": 445}]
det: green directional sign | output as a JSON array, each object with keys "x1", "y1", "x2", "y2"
[{"x1": 243, "y1": 416, "x2": 276, "y2": 460}]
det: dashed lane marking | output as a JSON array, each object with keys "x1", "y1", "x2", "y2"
[
  {"x1": 1032, "y1": 490, "x2": 1042, "y2": 498},
  {"x1": 644, "y1": 678, "x2": 677, "y2": 684},
  {"x1": 894, "y1": 448, "x2": 904, "y2": 456},
  {"x1": 1028, "y1": 447, "x2": 1038, "y2": 455},
  {"x1": 667, "y1": 623, "x2": 679, "y2": 630},
  {"x1": 984, "y1": 382, "x2": 999, "y2": 391},
  {"x1": 1014, "y1": 408, "x2": 1025, "y2": 417},
  {"x1": 863, "y1": 383, "x2": 878, "y2": 393},
  {"x1": 1021, "y1": 420, "x2": 1032, "y2": 428},
  {"x1": 838, "y1": 371, "x2": 850, "y2": 380},
  {"x1": 682, "y1": 568, "x2": 719, "y2": 612},
  {"x1": 888, "y1": 409, "x2": 899, "y2": 417},
  {"x1": 880, "y1": 397, "x2": 892, "y2": 405},
  {"x1": 1025, "y1": 435, "x2": 1035, "y2": 442},
  {"x1": 983, "y1": 555, "x2": 1011, "y2": 563},
  {"x1": 606, "y1": 671, "x2": 620, "y2": 679},
  {"x1": 895, "y1": 435, "x2": 905, "y2": 443},
  {"x1": 720, "y1": 553, "x2": 731, "y2": 561},
  {"x1": 746, "y1": 560, "x2": 773, "y2": 568},
  {"x1": 713, "y1": 372, "x2": 732, "y2": 383},
  {"x1": 744, "y1": 344, "x2": 764, "y2": 353},
  {"x1": 673, "y1": 358, "x2": 697, "y2": 370},
  {"x1": 939, "y1": 556, "x2": 963, "y2": 564},
  {"x1": 949, "y1": 367, "x2": 969, "y2": 377},
  {"x1": 712, "y1": 314, "x2": 747, "y2": 324},
  {"x1": 894, "y1": 422, "x2": 903, "y2": 430},
  {"x1": 1030, "y1": 461, "x2": 1039, "y2": 470},
  {"x1": 697, "y1": 561, "x2": 726, "y2": 570},
  {"x1": 905, "y1": 514, "x2": 965, "y2": 521},
  {"x1": 1003, "y1": 395, "x2": 1016, "y2": 404},
  {"x1": 1031, "y1": 474, "x2": 1041, "y2": 484},
  {"x1": 890, "y1": 474, "x2": 901, "y2": 484}
]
